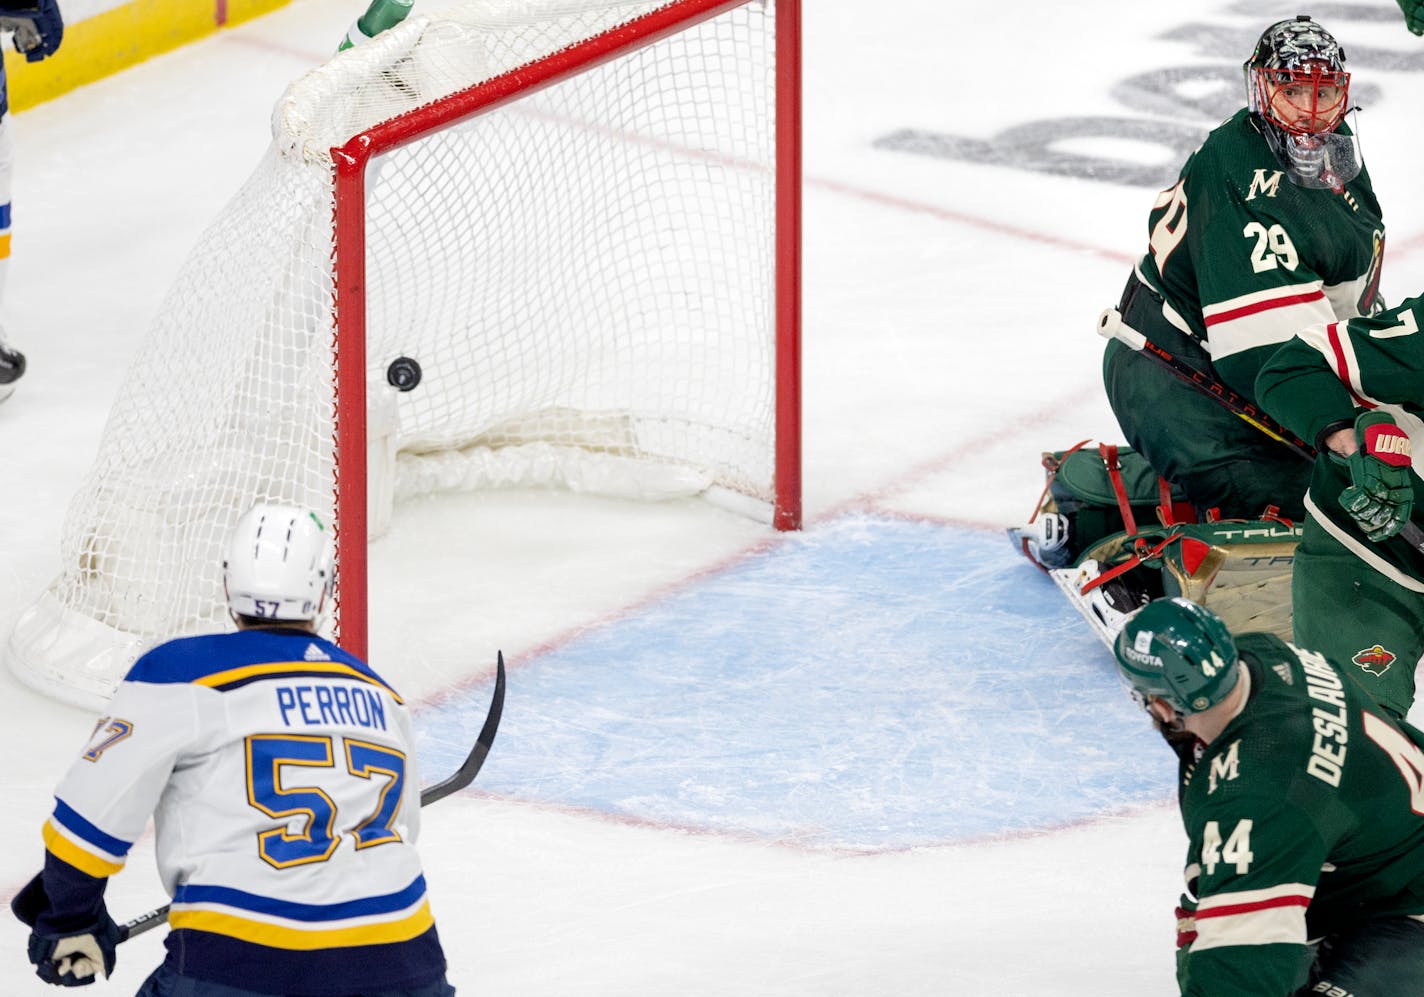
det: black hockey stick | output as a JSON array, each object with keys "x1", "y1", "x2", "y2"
[
  {"x1": 413, "y1": 650, "x2": 506, "y2": 806},
  {"x1": 117, "y1": 651, "x2": 507, "y2": 943},
  {"x1": 1098, "y1": 306, "x2": 1424, "y2": 553}
]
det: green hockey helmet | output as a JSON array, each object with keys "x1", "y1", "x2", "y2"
[{"x1": 1114, "y1": 598, "x2": 1240, "y2": 715}]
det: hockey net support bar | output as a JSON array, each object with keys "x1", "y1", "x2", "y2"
[{"x1": 332, "y1": 0, "x2": 804, "y2": 657}]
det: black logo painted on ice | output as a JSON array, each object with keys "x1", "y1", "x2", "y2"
[{"x1": 875, "y1": 3, "x2": 1415, "y2": 188}]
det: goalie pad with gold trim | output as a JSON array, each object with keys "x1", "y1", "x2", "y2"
[{"x1": 1011, "y1": 441, "x2": 1300, "y2": 648}]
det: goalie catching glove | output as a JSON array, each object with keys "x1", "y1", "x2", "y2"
[{"x1": 1338, "y1": 411, "x2": 1415, "y2": 542}]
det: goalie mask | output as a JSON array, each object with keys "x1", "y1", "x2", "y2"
[
  {"x1": 1244, "y1": 15, "x2": 1360, "y2": 192},
  {"x1": 1114, "y1": 598, "x2": 1240, "y2": 716},
  {"x1": 223, "y1": 504, "x2": 335, "y2": 624}
]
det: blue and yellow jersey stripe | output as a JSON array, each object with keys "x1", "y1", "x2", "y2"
[
  {"x1": 194, "y1": 660, "x2": 403, "y2": 702},
  {"x1": 170, "y1": 900, "x2": 435, "y2": 949},
  {"x1": 43, "y1": 799, "x2": 130, "y2": 877},
  {"x1": 169, "y1": 875, "x2": 433, "y2": 948},
  {"x1": 125, "y1": 631, "x2": 402, "y2": 703}
]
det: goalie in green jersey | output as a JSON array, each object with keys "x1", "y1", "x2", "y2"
[
  {"x1": 1103, "y1": 15, "x2": 1386, "y2": 522},
  {"x1": 1255, "y1": 295, "x2": 1424, "y2": 720},
  {"x1": 1115, "y1": 598, "x2": 1424, "y2": 997}
]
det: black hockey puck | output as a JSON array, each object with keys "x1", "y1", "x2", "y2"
[{"x1": 386, "y1": 356, "x2": 422, "y2": 392}]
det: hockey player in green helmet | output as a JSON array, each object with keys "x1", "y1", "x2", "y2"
[
  {"x1": 1115, "y1": 597, "x2": 1424, "y2": 996},
  {"x1": 1102, "y1": 15, "x2": 1385, "y2": 522}
]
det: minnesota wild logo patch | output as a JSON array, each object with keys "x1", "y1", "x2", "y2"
[{"x1": 1351, "y1": 644, "x2": 1396, "y2": 677}]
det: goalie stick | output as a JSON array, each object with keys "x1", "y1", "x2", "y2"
[
  {"x1": 116, "y1": 650, "x2": 507, "y2": 943},
  {"x1": 1097, "y1": 306, "x2": 1424, "y2": 554}
]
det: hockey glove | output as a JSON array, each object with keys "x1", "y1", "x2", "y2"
[
  {"x1": 26, "y1": 910, "x2": 119, "y2": 987},
  {"x1": 0, "y1": 0, "x2": 62, "y2": 61},
  {"x1": 1340, "y1": 411, "x2": 1415, "y2": 542},
  {"x1": 1400, "y1": 0, "x2": 1424, "y2": 35},
  {"x1": 13, "y1": 874, "x2": 119, "y2": 987}
]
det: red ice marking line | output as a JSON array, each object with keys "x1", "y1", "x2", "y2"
[
  {"x1": 162, "y1": 31, "x2": 1150, "y2": 268},
  {"x1": 1388, "y1": 230, "x2": 1424, "y2": 264},
  {"x1": 138, "y1": 19, "x2": 1424, "y2": 273},
  {"x1": 412, "y1": 383, "x2": 1103, "y2": 711},
  {"x1": 807, "y1": 176, "x2": 1136, "y2": 266},
  {"x1": 818, "y1": 382, "x2": 1107, "y2": 525},
  {"x1": 218, "y1": 28, "x2": 329, "y2": 64},
  {"x1": 411, "y1": 528, "x2": 789, "y2": 712},
  {"x1": 445, "y1": 774, "x2": 1177, "y2": 855},
  {"x1": 450, "y1": 790, "x2": 889, "y2": 856},
  {"x1": 927, "y1": 797, "x2": 1178, "y2": 851}
]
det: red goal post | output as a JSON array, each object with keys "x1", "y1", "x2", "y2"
[
  {"x1": 331, "y1": 0, "x2": 803, "y2": 658},
  {"x1": 7, "y1": 0, "x2": 802, "y2": 709}
]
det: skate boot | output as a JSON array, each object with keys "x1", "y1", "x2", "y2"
[
  {"x1": 0, "y1": 335, "x2": 24, "y2": 404},
  {"x1": 1071, "y1": 557, "x2": 1156, "y2": 639},
  {"x1": 1007, "y1": 512, "x2": 1072, "y2": 568}
]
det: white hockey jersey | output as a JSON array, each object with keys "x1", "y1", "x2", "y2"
[{"x1": 39, "y1": 627, "x2": 448, "y2": 995}]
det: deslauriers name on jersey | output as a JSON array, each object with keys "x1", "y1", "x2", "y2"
[
  {"x1": 275, "y1": 682, "x2": 388, "y2": 730},
  {"x1": 1299, "y1": 649, "x2": 1348, "y2": 786}
]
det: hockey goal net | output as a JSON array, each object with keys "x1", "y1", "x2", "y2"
[{"x1": 9, "y1": 0, "x2": 801, "y2": 709}]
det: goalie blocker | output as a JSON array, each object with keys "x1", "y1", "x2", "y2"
[{"x1": 1010, "y1": 442, "x2": 1301, "y2": 649}]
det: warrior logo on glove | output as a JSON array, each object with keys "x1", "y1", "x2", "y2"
[
  {"x1": 1340, "y1": 411, "x2": 1415, "y2": 542},
  {"x1": 1363, "y1": 420, "x2": 1412, "y2": 463}
]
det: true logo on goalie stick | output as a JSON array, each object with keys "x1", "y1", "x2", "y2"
[{"x1": 1351, "y1": 644, "x2": 1396, "y2": 677}]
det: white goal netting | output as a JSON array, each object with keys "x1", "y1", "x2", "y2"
[{"x1": 9, "y1": 0, "x2": 792, "y2": 709}]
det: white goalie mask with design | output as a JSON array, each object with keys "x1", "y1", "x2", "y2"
[{"x1": 1243, "y1": 15, "x2": 1361, "y2": 192}]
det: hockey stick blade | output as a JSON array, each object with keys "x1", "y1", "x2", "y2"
[
  {"x1": 419, "y1": 650, "x2": 506, "y2": 806},
  {"x1": 117, "y1": 650, "x2": 507, "y2": 943}
]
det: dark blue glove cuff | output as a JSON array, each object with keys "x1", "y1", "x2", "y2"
[{"x1": 10, "y1": 872, "x2": 48, "y2": 928}]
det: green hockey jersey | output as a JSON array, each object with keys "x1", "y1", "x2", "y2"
[
  {"x1": 1254, "y1": 295, "x2": 1424, "y2": 585},
  {"x1": 1138, "y1": 108, "x2": 1385, "y2": 402},
  {"x1": 1175, "y1": 633, "x2": 1424, "y2": 997}
]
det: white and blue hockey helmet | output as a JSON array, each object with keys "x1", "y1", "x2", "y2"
[{"x1": 223, "y1": 503, "x2": 335, "y2": 624}]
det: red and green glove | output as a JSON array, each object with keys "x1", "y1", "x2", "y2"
[{"x1": 1340, "y1": 411, "x2": 1415, "y2": 541}]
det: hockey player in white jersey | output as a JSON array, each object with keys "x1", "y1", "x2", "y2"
[{"x1": 10, "y1": 503, "x2": 455, "y2": 996}]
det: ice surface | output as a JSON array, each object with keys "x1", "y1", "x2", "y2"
[{"x1": 2, "y1": 0, "x2": 1422, "y2": 993}]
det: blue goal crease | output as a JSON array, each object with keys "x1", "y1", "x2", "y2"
[{"x1": 413, "y1": 514, "x2": 1174, "y2": 850}]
